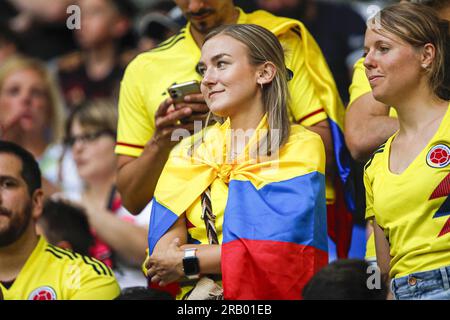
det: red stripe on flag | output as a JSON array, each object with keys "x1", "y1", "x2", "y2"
[
  {"x1": 222, "y1": 239, "x2": 328, "y2": 300},
  {"x1": 327, "y1": 179, "x2": 353, "y2": 258},
  {"x1": 148, "y1": 279, "x2": 180, "y2": 298},
  {"x1": 186, "y1": 218, "x2": 196, "y2": 229}
]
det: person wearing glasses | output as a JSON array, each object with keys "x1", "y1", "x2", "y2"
[{"x1": 63, "y1": 99, "x2": 149, "y2": 289}]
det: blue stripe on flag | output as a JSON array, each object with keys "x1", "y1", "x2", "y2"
[
  {"x1": 148, "y1": 199, "x2": 179, "y2": 255},
  {"x1": 223, "y1": 172, "x2": 328, "y2": 252}
]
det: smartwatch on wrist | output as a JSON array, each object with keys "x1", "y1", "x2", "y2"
[{"x1": 183, "y1": 248, "x2": 200, "y2": 280}]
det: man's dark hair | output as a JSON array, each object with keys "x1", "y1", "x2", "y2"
[
  {"x1": 38, "y1": 199, "x2": 94, "y2": 256},
  {"x1": 115, "y1": 286, "x2": 174, "y2": 300},
  {"x1": 0, "y1": 140, "x2": 41, "y2": 195},
  {"x1": 302, "y1": 259, "x2": 388, "y2": 300}
]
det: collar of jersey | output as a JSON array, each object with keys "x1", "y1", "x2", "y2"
[
  {"x1": 1, "y1": 236, "x2": 45, "y2": 292},
  {"x1": 21, "y1": 236, "x2": 46, "y2": 271}
]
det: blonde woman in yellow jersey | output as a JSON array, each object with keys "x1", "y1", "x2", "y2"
[
  {"x1": 347, "y1": 0, "x2": 450, "y2": 269},
  {"x1": 363, "y1": 3, "x2": 450, "y2": 299}
]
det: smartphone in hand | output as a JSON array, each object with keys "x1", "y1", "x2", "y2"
[{"x1": 167, "y1": 80, "x2": 201, "y2": 104}]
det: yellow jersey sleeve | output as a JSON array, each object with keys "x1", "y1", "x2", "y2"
[
  {"x1": 363, "y1": 167, "x2": 375, "y2": 220},
  {"x1": 115, "y1": 55, "x2": 154, "y2": 157},
  {"x1": 365, "y1": 231, "x2": 376, "y2": 261},
  {"x1": 69, "y1": 256, "x2": 120, "y2": 300},
  {"x1": 363, "y1": 156, "x2": 377, "y2": 260},
  {"x1": 349, "y1": 57, "x2": 371, "y2": 106},
  {"x1": 280, "y1": 30, "x2": 327, "y2": 127}
]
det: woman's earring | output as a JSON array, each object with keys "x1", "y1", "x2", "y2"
[{"x1": 422, "y1": 63, "x2": 429, "y2": 70}]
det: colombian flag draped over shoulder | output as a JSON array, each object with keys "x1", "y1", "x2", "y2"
[
  {"x1": 148, "y1": 116, "x2": 328, "y2": 299},
  {"x1": 255, "y1": 12, "x2": 356, "y2": 257}
]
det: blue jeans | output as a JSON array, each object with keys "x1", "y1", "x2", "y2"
[{"x1": 390, "y1": 266, "x2": 450, "y2": 300}]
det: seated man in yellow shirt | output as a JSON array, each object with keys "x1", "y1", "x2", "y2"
[{"x1": 0, "y1": 141, "x2": 120, "y2": 300}]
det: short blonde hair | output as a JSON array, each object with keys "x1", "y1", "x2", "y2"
[{"x1": 0, "y1": 56, "x2": 65, "y2": 143}]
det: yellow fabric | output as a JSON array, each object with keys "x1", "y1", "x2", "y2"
[
  {"x1": 156, "y1": 115, "x2": 325, "y2": 216},
  {"x1": 365, "y1": 230, "x2": 376, "y2": 261},
  {"x1": 154, "y1": 115, "x2": 325, "y2": 299},
  {"x1": 0, "y1": 237, "x2": 120, "y2": 300},
  {"x1": 349, "y1": 57, "x2": 397, "y2": 118},
  {"x1": 364, "y1": 103, "x2": 450, "y2": 278},
  {"x1": 115, "y1": 8, "x2": 337, "y2": 157}
]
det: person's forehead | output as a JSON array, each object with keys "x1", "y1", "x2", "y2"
[
  {"x1": 201, "y1": 35, "x2": 246, "y2": 58},
  {"x1": 4, "y1": 68, "x2": 43, "y2": 84},
  {"x1": 364, "y1": 27, "x2": 406, "y2": 46},
  {"x1": 0, "y1": 153, "x2": 23, "y2": 178}
]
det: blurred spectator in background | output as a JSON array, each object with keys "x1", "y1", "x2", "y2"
[
  {"x1": 135, "y1": 1, "x2": 180, "y2": 52},
  {"x1": 37, "y1": 199, "x2": 94, "y2": 257},
  {"x1": 302, "y1": 259, "x2": 388, "y2": 300},
  {"x1": 57, "y1": 0, "x2": 137, "y2": 111},
  {"x1": 0, "y1": 56, "x2": 82, "y2": 196},
  {"x1": 0, "y1": 0, "x2": 77, "y2": 61},
  {"x1": 256, "y1": 0, "x2": 366, "y2": 104},
  {"x1": 0, "y1": 23, "x2": 20, "y2": 66},
  {"x1": 64, "y1": 99, "x2": 149, "y2": 289}
]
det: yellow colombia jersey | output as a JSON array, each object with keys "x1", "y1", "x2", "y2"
[
  {"x1": 364, "y1": 103, "x2": 450, "y2": 279},
  {"x1": 115, "y1": 8, "x2": 328, "y2": 158},
  {"x1": 0, "y1": 237, "x2": 120, "y2": 300}
]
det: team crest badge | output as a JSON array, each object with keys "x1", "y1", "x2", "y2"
[
  {"x1": 427, "y1": 144, "x2": 450, "y2": 168},
  {"x1": 28, "y1": 286, "x2": 57, "y2": 300}
]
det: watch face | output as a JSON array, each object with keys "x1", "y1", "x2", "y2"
[{"x1": 183, "y1": 256, "x2": 200, "y2": 276}]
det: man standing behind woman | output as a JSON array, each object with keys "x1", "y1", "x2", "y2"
[{"x1": 363, "y1": 3, "x2": 450, "y2": 299}]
